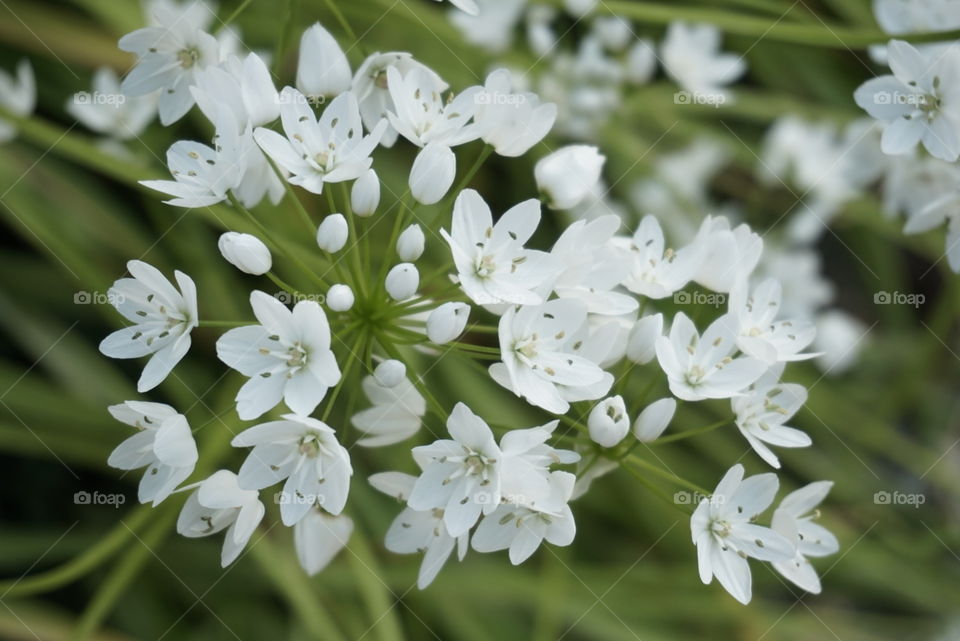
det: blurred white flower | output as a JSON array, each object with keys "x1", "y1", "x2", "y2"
[
  {"x1": 99, "y1": 260, "x2": 198, "y2": 392},
  {"x1": 107, "y1": 401, "x2": 198, "y2": 505},
  {"x1": 732, "y1": 365, "x2": 811, "y2": 468},
  {"x1": 475, "y1": 69, "x2": 557, "y2": 157},
  {"x1": 176, "y1": 470, "x2": 265, "y2": 567},
  {"x1": 352, "y1": 375, "x2": 426, "y2": 447},
  {"x1": 67, "y1": 67, "x2": 155, "y2": 140},
  {"x1": 661, "y1": 22, "x2": 745, "y2": 102},
  {"x1": 535, "y1": 145, "x2": 605, "y2": 209},
  {"x1": 771, "y1": 481, "x2": 838, "y2": 594},
  {"x1": 294, "y1": 510, "x2": 353, "y2": 575},
  {"x1": 854, "y1": 39, "x2": 960, "y2": 161}
]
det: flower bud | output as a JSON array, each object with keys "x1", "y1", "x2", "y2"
[
  {"x1": 397, "y1": 224, "x2": 425, "y2": 262},
  {"x1": 351, "y1": 169, "x2": 380, "y2": 217},
  {"x1": 534, "y1": 145, "x2": 605, "y2": 210},
  {"x1": 374, "y1": 359, "x2": 406, "y2": 388},
  {"x1": 326, "y1": 284, "x2": 354, "y2": 312},
  {"x1": 385, "y1": 263, "x2": 419, "y2": 301},
  {"x1": 626, "y1": 313, "x2": 663, "y2": 364},
  {"x1": 588, "y1": 396, "x2": 630, "y2": 448},
  {"x1": 296, "y1": 23, "x2": 351, "y2": 100},
  {"x1": 217, "y1": 232, "x2": 272, "y2": 275},
  {"x1": 316, "y1": 214, "x2": 348, "y2": 252},
  {"x1": 426, "y1": 302, "x2": 470, "y2": 344},
  {"x1": 632, "y1": 398, "x2": 676, "y2": 442},
  {"x1": 410, "y1": 143, "x2": 455, "y2": 205}
]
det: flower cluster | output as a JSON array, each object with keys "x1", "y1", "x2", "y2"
[{"x1": 71, "y1": 0, "x2": 843, "y2": 604}]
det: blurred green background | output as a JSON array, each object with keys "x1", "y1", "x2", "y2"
[{"x1": 1, "y1": 0, "x2": 959, "y2": 640}]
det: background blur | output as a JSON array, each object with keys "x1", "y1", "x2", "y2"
[{"x1": 1, "y1": 1, "x2": 959, "y2": 640}]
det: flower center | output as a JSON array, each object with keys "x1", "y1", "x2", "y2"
[
  {"x1": 476, "y1": 254, "x2": 496, "y2": 278},
  {"x1": 177, "y1": 47, "x2": 200, "y2": 69}
]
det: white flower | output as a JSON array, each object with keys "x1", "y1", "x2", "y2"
[
  {"x1": 218, "y1": 232, "x2": 272, "y2": 275},
  {"x1": 386, "y1": 66, "x2": 483, "y2": 147},
  {"x1": 385, "y1": 263, "x2": 419, "y2": 301},
  {"x1": 854, "y1": 40, "x2": 960, "y2": 161},
  {"x1": 107, "y1": 401, "x2": 198, "y2": 505},
  {"x1": 118, "y1": 6, "x2": 220, "y2": 125},
  {"x1": 351, "y1": 168, "x2": 380, "y2": 216},
  {"x1": 490, "y1": 299, "x2": 612, "y2": 414},
  {"x1": 632, "y1": 397, "x2": 677, "y2": 442},
  {"x1": 374, "y1": 359, "x2": 406, "y2": 388},
  {"x1": 191, "y1": 53, "x2": 279, "y2": 129},
  {"x1": 656, "y1": 312, "x2": 767, "y2": 401},
  {"x1": 408, "y1": 403, "x2": 502, "y2": 537},
  {"x1": 426, "y1": 302, "x2": 471, "y2": 344},
  {"x1": 216, "y1": 291, "x2": 340, "y2": 420},
  {"x1": 0, "y1": 60, "x2": 35, "y2": 143},
  {"x1": 67, "y1": 67, "x2": 155, "y2": 140},
  {"x1": 475, "y1": 69, "x2": 557, "y2": 157},
  {"x1": 351, "y1": 374, "x2": 426, "y2": 447},
  {"x1": 410, "y1": 143, "x2": 456, "y2": 205},
  {"x1": 397, "y1": 224, "x2": 426, "y2": 262},
  {"x1": 626, "y1": 313, "x2": 663, "y2": 364},
  {"x1": 534, "y1": 145, "x2": 605, "y2": 210},
  {"x1": 588, "y1": 396, "x2": 630, "y2": 448},
  {"x1": 140, "y1": 118, "x2": 245, "y2": 207},
  {"x1": 296, "y1": 23, "x2": 352, "y2": 100},
  {"x1": 351, "y1": 52, "x2": 448, "y2": 147},
  {"x1": 661, "y1": 22, "x2": 745, "y2": 101},
  {"x1": 691, "y1": 464, "x2": 795, "y2": 604},
  {"x1": 620, "y1": 215, "x2": 703, "y2": 299},
  {"x1": 550, "y1": 215, "x2": 637, "y2": 316},
  {"x1": 728, "y1": 279, "x2": 817, "y2": 364},
  {"x1": 442, "y1": 189, "x2": 558, "y2": 306},
  {"x1": 497, "y1": 420, "x2": 579, "y2": 508},
  {"x1": 691, "y1": 216, "x2": 763, "y2": 294},
  {"x1": 316, "y1": 213, "x2": 349, "y2": 252},
  {"x1": 99, "y1": 260, "x2": 198, "y2": 392},
  {"x1": 176, "y1": 470, "x2": 265, "y2": 567},
  {"x1": 254, "y1": 88, "x2": 387, "y2": 195},
  {"x1": 294, "y1": 510, "x2": 354, "y2": 576},
  {"x1": 369, "y1": 471, "x2": 468, "y2": 589},
  {"x1": 326, "y1": 284, "x2": 355, "y2": 312},
  {"x1": 472, "y1": 470, "x2": 576, "y2": 564},
  {"x1": 732, "y1": 365, "x2": 811, "y2": 468},
  {"x1": 448, "y1": 0, "x2": 526, "y2": 53},
  {"x1": 625, "y1": 39, "x2": 658, "y2": 85},
  {"x1": 771, "y1": 481, "x2": 838, "y2": 594},
  {"x1": 592, "y1": 15, "x2": 633, "y2": 51},
  {"x1": 231, "y1": 413, "x2": 352, "y2": 525},
  {"x1": 813, "y1": 311, "x2": 868, "y2": 374}
]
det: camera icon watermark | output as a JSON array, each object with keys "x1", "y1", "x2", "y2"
[
  {"x1": 874, "y1": 490, "x2": 925, "y2": 508},
  {"x1": 74, "y1": 290, "x2": 124, "y2": 305},
  {"x1": 674, "y1": 491, "x2": 724, "y2": 506},
  {"x1": 873, "y1": 290, "x2": 925, "y2": 308},
  {"x1": 673, "y1": 291, "x2": 726, "y2": 308},
  {"x1": 674, "y1": 90, "x2": 727, "y2": 108},
  {"x1": 475, "y1": 91, "x2": 527, "y2": 106},
  {"x1": 274, "y1": 490, "x2": 325, "y2": 507},
  {"x1": 74, "y1": 490, "x2": 126, "y2": 508},
  {"x1": 873, "y1": 91, "x2": 927, "y2": 107},
  {"x1": 273, "y1": 291, "x2": 325, "y2": 305},
  {"x1": 73, "y1": 91, "x2": 126, "y2": 106}
]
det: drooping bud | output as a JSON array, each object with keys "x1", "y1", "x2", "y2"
[
  {"x1": 410, "y1": 143, "x2": 455, "y2": 205},
  {"x1": 588, "y1": 396, "x2": 630, "y2": 448},
  {"x1": 633, "y1": 398, "x2": 677, "y2": 442},
  {"x1": 385, "y1": 263, "x2": 419, "y2": 301},
  {"x1": 397, "y1": 224, "x2": 425, "y2": 262},
  {"x1": 316, "y1": 214, "x2": 348, "y2": 252},
  {"x1": 374, "y1": 359, "x2": 406, "y2": 388},
  {"x1": 351, "y1": 169, "x2": 380, "y2": 217},
  {"x1": 217, "y1": 232, "x2": 272, "y2": 275},
  {"x1": 426, "y1": 302, "x2": 470, "y2": 344},
  {"x1": 296, "y1": 23, "x2": 351, "y2": 100}
]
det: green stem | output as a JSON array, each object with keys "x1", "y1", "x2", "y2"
[
  {"x1": 650, "y1": 419, "x2": 729, "y2": 445},
  {"x1": 219, "y1": 0, "x2": 257, "y2": 28},
  {"x1": 198, "y1": 320, "x2": 249, "y2": 328}
]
